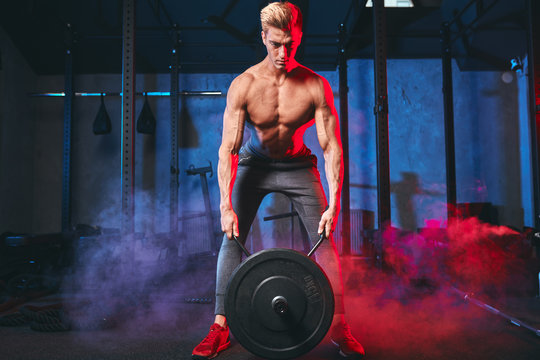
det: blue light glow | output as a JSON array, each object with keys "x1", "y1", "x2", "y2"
[
  {"x1": 78, "y1": 92, "x2": 103, "y2": 97},
  {"x1": 146, "y1": 91, "x2": 171, "y2": 96},
  {"x1": 40, "y1": 92, "x2": 66, "y2": 97}
]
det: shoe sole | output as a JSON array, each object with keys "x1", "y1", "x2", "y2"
[
  {"x1": 331, "y1": 340, "x2": 347, "y2": 358},
  {"x1": 192, "y1": 340, "x2": 231, "y2": 360},
  {"x1": 331, "y1": 339, "x2": 364, "y2": 359}
]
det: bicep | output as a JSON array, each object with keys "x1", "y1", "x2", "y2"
[
  {"x1": 313, "y1": 79, "x2": 340, "y2": 151},
  {"x1": 222, "y1": 103, "x2": 246, "y2": 154},
  {"x1": 221, "y1": 78, "x2": 249, "y2": 154}
]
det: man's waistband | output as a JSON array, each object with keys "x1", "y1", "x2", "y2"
[{"x1": 238, "y1": 143, "x2": 317, "y2": 169}]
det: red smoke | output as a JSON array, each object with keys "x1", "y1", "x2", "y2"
[
  {"x1": 340, "y1": 216, "x2": 535, "y2": 356},
  {"x1": 372, "y1": 217, "x2": 531, "y2": 296},
  {"x1": 445, "y1": 217, "x2": 525, "y2": 294}
]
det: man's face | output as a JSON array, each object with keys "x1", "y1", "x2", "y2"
[{"x1": 262, "y1": 26, "x2": 302, "y2": 70}]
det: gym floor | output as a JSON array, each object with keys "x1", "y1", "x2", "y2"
[{"x1": 1, "y1": 261, "x2": 539, "y2": 360}]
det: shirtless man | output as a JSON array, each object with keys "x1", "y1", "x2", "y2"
[{"x1": 192, "y1": 2, "x2": 364, "y2": 359}]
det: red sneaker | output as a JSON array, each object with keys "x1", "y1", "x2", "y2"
[
  {"x1": 331, "y1": 322, "x2": 365, "y2": 358},
  {"x1": 192, "y1": 323, "x2": 231, "y2": 359}
]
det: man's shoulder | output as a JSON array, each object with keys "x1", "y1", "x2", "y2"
[
  {"x1": 293, "y1": 65, "x2": 326, "y2": 85},
  {"x1": 294, "y1": 63, "x2": 316, "y2": 75},
  {"x1": 228, "y1": 69, "x2": 258, "y2": 97},
  {"x1": 290, "y1": 65, "x2": 333, "y2": 104},
  {"x1": 232, "y1": 69, "x2": 256, "y2": 85},
  {"x1": 291, "y1": 66, "x2": 329, "y2": 96}
]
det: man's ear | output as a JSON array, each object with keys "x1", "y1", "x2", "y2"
[{"x1": 261, "y1": 30, "x2": 266, "y2": 45}]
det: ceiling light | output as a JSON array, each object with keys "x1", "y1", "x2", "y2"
[{"x1": 366, "y1": 0, "x2": 414, "y2": 7}]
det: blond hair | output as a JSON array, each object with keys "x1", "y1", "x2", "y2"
[{"x1": 260, "y1": 1, "x2": 302, "y2": 33}]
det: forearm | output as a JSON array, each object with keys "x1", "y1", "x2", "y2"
[
  {"x1": 218, "y1": 147, "x2": 238, "y2": 212},
  {"x1": 323, "y1": 143, "x2": 343, "y2": 212}
]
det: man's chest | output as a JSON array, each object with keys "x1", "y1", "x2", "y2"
[{"x1": 245, "y1": 81, "x2": 314, "y2": 127}]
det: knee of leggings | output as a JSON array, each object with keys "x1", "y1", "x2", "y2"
[{"x1": 220, "y1": 236, "x2": 243, "y2": 255}]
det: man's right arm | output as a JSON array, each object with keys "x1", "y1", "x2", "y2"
[{"x1": 218, "y1": 73, "x2": 251, "y2": 239}]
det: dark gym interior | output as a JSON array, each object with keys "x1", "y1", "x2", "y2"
[{"x1": 1, "y1": 0, "x2": 540, "y2": 359}]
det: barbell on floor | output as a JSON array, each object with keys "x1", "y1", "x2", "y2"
[{"x1": 225, "y1": 233, "x2": 334, "y2": 359}]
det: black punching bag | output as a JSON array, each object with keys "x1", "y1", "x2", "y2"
[
  {"x1": 137, "y1": 93, "x2": 156, "y2": 135},
  {"x1": 93, "y1": 94, "x2": 112, "y2": 135}
]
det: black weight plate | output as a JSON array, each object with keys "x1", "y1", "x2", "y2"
[{"x1": 225, "y1": 248, "x2": 334, "y2": 360}]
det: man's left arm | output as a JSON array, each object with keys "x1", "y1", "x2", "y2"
[{"x1": 313, "y1": 76, "x2": 343, "y2": 238}]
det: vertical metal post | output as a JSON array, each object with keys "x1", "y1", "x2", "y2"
[
  {"x1": 62, "y1": 24, "x2": 74, "y2": 232},
  {"x1": 441, "y1": 22, "x2": 457, "y2": 220},
  {"x1": 121, "y1": 0, "x2": 135, "y2": 236},
  {"x1": 338, "y1": 23, "x2": 351, "y2": 256},
  {"x1": 527, "y1": 0, "x2": 540, "y2": 228},
  {"x1": 170, "y1": 27, "x2": 180, "y2": 234},
  {"x1": 373, "y1": 0, "x2": 391, "y2": 229}
]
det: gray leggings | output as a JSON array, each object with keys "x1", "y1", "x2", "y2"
[{"x1": 214, "y1": 150, "x2": 345, "y2": 316}]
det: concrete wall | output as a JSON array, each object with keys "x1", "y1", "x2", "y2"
[
  {"x1": 0, "y1": 25, "x2": 37, "y2": 234},
  {"x1": 453, "y1": 65, "x2": 523, "y2": 226},
  {"x1": 348, "y1": 58, "x2": 529, "y2": 230},
  {"x1": 348, "y1": 59, "x2": 448, "y2": 231}
]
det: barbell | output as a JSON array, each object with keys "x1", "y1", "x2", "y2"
[{"x1": 225, "y1": 234, "x2": 335, "y2": 359}]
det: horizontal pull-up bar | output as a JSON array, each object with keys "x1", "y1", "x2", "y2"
[
  {"x1": 29, "y1": 91, "x2": 223, "y2": 97},
  {"x1": 28, "y1": 90, "x2": 344, "y2": 98}
]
